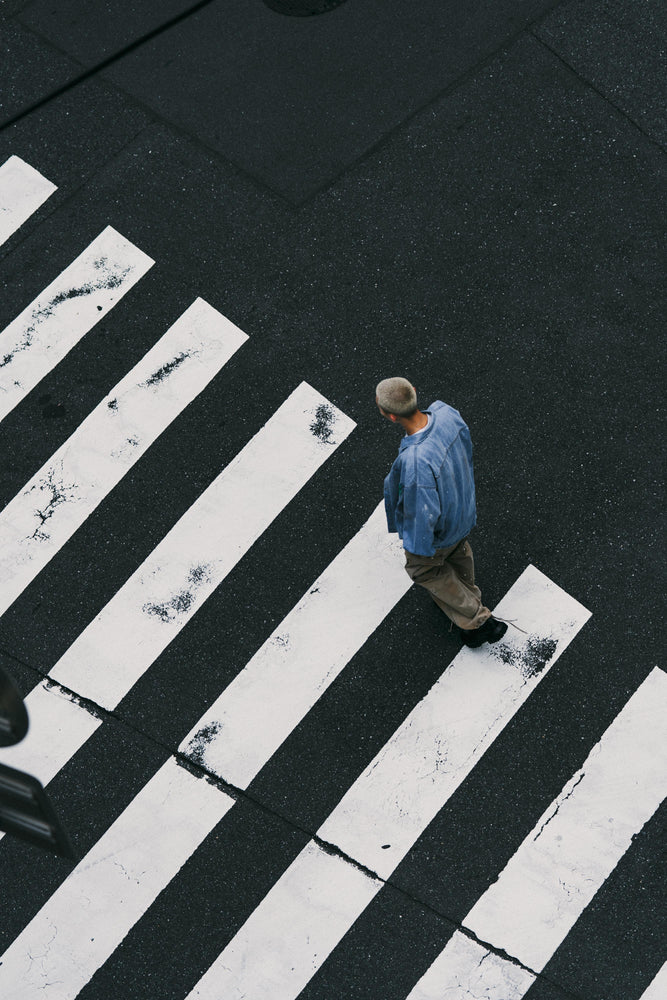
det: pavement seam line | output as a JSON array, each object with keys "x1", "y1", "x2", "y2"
[
  {"x1": 0, "y1": 121, "x2": 155, "y2": 266},
  {"x1": 0, "y1": 0, "x2": 220, "y2": 134},
  {"x1": 290, "y1": 0, "x2": 576, "y2": 206},
  {"x1": 3, "y1": 17, "x2": 298, "y2": 209},
  {"x1": 0, "y1": 644, "x2": 51, "y2": 683},
  {"x1": 1, "y1": 647, "x2": 586, "y2": 1000},
  {"x1": 3, "y1": 0, "x2": 581, "y2": 210},
  {"x1": 175, "y1": 744, "x2": 589, "y2": 1000},
  {"x1": 530, "y1": 29, "x2": 667, "y2": 155},
  {"x1": 0, "y1": 667, "x2": 559, "y2": 996},
  {"x1": 385, "y1": 884, "x2": 587, "y2": 1000},
  {"x1": 90, "y1": 82, "x2": 300, "y2": 209},
  {"x1": 180, "y1": 758, "x2": 585, "y2": 999}
]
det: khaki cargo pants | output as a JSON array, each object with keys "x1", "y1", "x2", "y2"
[{"x1": 404, "y1": 537, "x2": 491, "y2": 630}]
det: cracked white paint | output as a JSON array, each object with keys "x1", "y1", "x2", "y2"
[
  {"x1": 406, "y1": 932, "x2": 534, "y2": 1000},
  {"x1": 184, "y1": 567, "x2": 590, "y2": 1000},
  {"x1": 0, "y1": 758, "x2": 233, "y2": 1000},
  {"x1": 0, "y1": 297, "x2": 247, "y2": 619},
  {"x1": 0, "y1": 226, "x2": 153, "y2": 421},
  {"x1": 179, "y1": 500, "x2": 410, "y2": 787},
  {"x1": 407, "y1": 668, "x2": 667, "y2": 997},
  {"x1": 318, "y1": 565, "x2": 591, "y2": 879},
  {"x1": 187, "y1": 841, "x2": 382, "y2": 1000},
  {"x1": 639, "y1": 961, "x2": 667, "y2": 999},
  {"x1": 0, "y1": 155, "x2": 56, "y2": 246},
  {"x1": 48, "y1": 382, "x2": 355, "y2": 709},
  {"x1": 463, "y1": 666, "x2": 667, "y2": 972},
  {"x1": 0, "y1": 383, "x2": 356, "y2": 939}
]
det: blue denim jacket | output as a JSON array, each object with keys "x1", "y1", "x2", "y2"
[{"x1": 383, "y1": 401, "x2": 477, "y2": 556}]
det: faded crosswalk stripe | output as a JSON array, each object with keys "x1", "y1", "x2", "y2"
[
  {"x1": 184, "y1": 565, "x2": 591, "y2": 1000},
  {"x1": 0, "y1": 226, "x2": 153, "y2": 421},
  {"x1": 0, "y1": 759, "x2": 234, "y2": 1000},
  {"x1": 0, "y1": 155, "x2": 56, "y2": 246},
  {"x1": 405, "y1": 667, "x2": 667, "y2": 999},
  {"x1": 0, "y1": 297, "x2": 248, "y2": 619}
]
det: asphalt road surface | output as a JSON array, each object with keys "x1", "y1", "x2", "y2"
[{"x1": 0, "y1": 1, "x2": 665, "y2": 998}]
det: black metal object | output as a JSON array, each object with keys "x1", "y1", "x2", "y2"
[
  {"x1": 262, "y1": 0, "x2": 349, "y2": 15},
  {"x1": 0, "y1": 663, "x2": 29, "y2": 746},
  {"x1": 0, "y1": 662, "x2": 77, "y2": 859},
  {"x1": 0, "y1": 762, "x2": 77, "y2": 859}
]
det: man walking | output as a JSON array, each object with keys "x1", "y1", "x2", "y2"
[{"x1": 376, "y1": 377, "x2": 507, "y2": 647}]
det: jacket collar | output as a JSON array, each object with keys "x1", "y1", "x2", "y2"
[{"x1": 399, "y1": 408, "x2": 433, "y2": 450}]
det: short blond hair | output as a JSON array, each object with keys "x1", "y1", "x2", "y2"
[{"x1": 376, "y1": 377, "x2": 418, "y2": 417}]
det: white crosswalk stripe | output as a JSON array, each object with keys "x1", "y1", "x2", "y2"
[
  {"x1": 317, "y1": 564, "x2": 590, "y2": 879},
  {"x1": 639, "y1": 962, "x2": 667, "y2": 1000},
  {"x1": 0, "y1": 297, "x2": 247, "y2": 618},
  {"x1": 0, "y1": 382, "x2": 355, "y2": 815},
  {"x1": 0, "y1": 758, "x2": 234, "y2": 1000},
  {"x1": 0, "y1": 226, "x2": 153, "y2": 422},
  {"x1": 0, "y1": 155, "x2": 57, "y2": 246},
  {"x1": 405, "y1": 666, "x2": 667, "y2": 998},
  {"x1": 0, "y1": 680, "x2": 101, "y2": 790},
  {"x1": 47, "y1": 381, "x2": 355, "y2": 708},
  {"x1": 0, "y1": 562, "x2": 591, "y2": 1000},
  {"x1": 179, "y1": 500, "x2": 411, "y2": 787},
  {"x1": 201, "y1": 841, "x2": 382, "y2": 1000},
  {"x1": 0, "y1": 499, "x2": 407, "y2": 985},
  {"x1": 0, "y1": 186, "x2": 658, "y2": 1000},
  {"x1": 183, "y1": 566, "x2": 591, "y2": 1000},
  {"x1": 406, "y1": 934, "x2": 535, "y2": 1000},
  {"x1": 0, "y1": 380, "x2": 360, "y2": 988}
]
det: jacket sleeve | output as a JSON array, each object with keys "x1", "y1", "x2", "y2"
[
  {"x1": 400, "y1": 479, "x2": 441, "y2": 556},
  {"x1": 384, "y1": 493, "x2": 397, "y2": 533},
  {"x1": 383, "y1": 469, "x2": 399, "y2": 533}
]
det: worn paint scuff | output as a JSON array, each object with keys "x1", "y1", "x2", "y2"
[
  {"x1": 491, "y1": 635, "x2": 558, "y2": 679},
  {"x1": 27, "y1": 467, "x2": 78, "y2": 541},
  {"x1": 142, "y1": 564, "x2": 213, "y2": 623},
  {"x1": 0, "y1": 260, "x2": 132, "y2": 369},
  {"x1": 144, "y1": 351, "x2": 191, "y2": 387},
  {"x1": 310, "y1": 403, "x2": 336, "y2": 443},
  {"x1": 185, "y1": 721, "x2": 223, "y2": 767}
]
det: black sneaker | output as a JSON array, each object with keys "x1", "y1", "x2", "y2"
[{"x1": 459, "y1": 617, "x2": 508, "y2": 648}]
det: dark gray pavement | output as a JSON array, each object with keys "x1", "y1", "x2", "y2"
[{"x1": 0, "y1": 1, "x2": 665, "y2": 998}]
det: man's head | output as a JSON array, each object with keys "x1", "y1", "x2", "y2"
[{"x1": 375, "y1": 377, "x2": 418, "y2": 422}]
